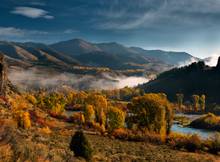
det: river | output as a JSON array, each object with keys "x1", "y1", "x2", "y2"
[{"x1": 171, "y1": 113, "x2": 219, "y2": 139}]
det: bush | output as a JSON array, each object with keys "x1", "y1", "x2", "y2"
[
  {"x1": 185, "y1": 134, "x2": 202, "y2": 152},
  {"x1": 93, "y1": 122, "x2": 106, "y2": 133},
  {"x1": 208, "y1": 133, "x2": 220, "y2": 154},
  {"x1": 17, "y1": 111, "x2": 31, "y2": 129},
  {"x1": 26, "y1": 94, "x2": 37, "y2": 105},
  {"x1": 70, "y1": 130, "x2": 93, "y2": 160},
  {"x1": 107, "y1": 107, "x2": 125, "y2": 132},
  {"x1": 168, "y1": 133, "x2": 202, "y2": 152},
  {"x1": 70, "y1": 112, "x2": 85, "y2": 125},
  {"x1": 112, "y1": 128, "x2": 128, "y2": 139}
]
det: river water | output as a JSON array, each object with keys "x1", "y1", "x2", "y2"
[{"x1": 171, "y1": 113, "x2": 218, "y2": 139}]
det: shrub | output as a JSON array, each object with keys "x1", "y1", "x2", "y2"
[
  {"x1": 17, "y1": 111, "x2": 31, "y2": 129},
  {"x1": 208, "y1": 133, "x2": 220, "y2": 154},
  {"x1": 93, "y1": 122, "x2": 105, "y2": 133},
  {"x1": 70, "y1": 130, "x2": 93, "y2": 160},
  {"x1": 112, "y1": 128, "x2": 128, "y2": 139},
  {"x1": 168, "y1": 133, "x2": 202, "y2": 152},
  {"x1": 50, "y1": 103, "x2": 65, "y2": 116},
  {"x1": 26, "y1": 94, "x2": 37, "y2": 105},
  {"x1": 71, "y1": 112, "x2": 85, "y2": 125},
  {"x1": 185, "y1": 134, "x2": 202, "y2": 152},
  {"x1": 107, "y1": 107, "x2": 125, "y2": 132},
  {"x1": 39, "y1": 126, "x2": 51, "y2": 134}
]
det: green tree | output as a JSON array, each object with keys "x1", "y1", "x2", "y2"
[{"x1": 70, "y1": 130, "x2": 93, "y2": 160}]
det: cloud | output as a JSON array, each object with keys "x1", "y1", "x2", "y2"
[
  {"x1": 0, "y1": 27, "x2": 48, "y2": 38},
  {"x1": 64, "y1": 29, "x2": 78, "y2": 34},
  {"x1": 0, "y1": 27, "x2": 24, "y2": 36},
  {"x1": 93, "y1": 0, "x2": 220, "y2": 30},
  {"x1": 11, "y1": 7, "x2": 54, "y2": 19}
]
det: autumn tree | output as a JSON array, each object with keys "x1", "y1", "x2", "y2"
[
  {"x1": 192, "y1": 95, "x2": 200, "y2": 112},
  {"x1": 84, "y1": 104, "x2": 95, "y2": 124},
  {"x1": 200, "y1": 94, "x2": 206, "y2": 112},
  {"x1": 128, "y1": 93, "x2": 173, "y2": 137},
  {"x1": 86, "y1": 94, "x2": 108, "y2": 125},
  {"x1": 107, "y1": 107, "x2": 125, "y2": 132}
]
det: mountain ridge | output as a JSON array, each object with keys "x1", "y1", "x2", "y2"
[{"x1": 0, "y1": 38, "x2": 198, "y2": 74}]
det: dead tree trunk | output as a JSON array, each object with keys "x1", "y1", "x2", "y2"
[{"x1": 0, "y1": 54, "x2": 7, "y2": 96}]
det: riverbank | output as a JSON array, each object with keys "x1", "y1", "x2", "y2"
[
  {"x1": 189, "y1": 113, "x2": 220, "y2": 131},
  {"x1": 172, "y1": 113, "x2": 218, "y2": 139}
]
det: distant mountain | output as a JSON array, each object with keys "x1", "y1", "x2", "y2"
[
  {"x1": 0, "y1": 38, "x2": 198, "y2": 74},
  {"x1": 50, "y1": 39, "x2": 101, "y2": 56},
  {"x1": 130, "y1": 47, "x2": 199, "y2": 65},
  {"x1": 140, "y1": 59, "x2": 220, "y2": 104},
  {"x1": 50, "y1": 39, "x2": 167, "y2": 70},
  {"x1": 50, "y1": 38, "x2": 198, "y2": 69}
]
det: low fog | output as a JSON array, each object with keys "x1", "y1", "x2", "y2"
[
  {"x1": 177, "y1": 55, "x2": 220, "y2": 67},
  {"x1": 8, "y1": 68, "x2": 149, "y2": 91}
]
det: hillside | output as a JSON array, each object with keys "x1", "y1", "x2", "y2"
[{"x1": 140, "y1": 58, "x2": 220, "y2": 104}]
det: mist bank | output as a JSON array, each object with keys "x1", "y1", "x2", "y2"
[
  {"x1": 177, "y1": 54, "x2": 220, "y2": 67},
  {"x1": 8, "y1": 68, "x2": 149, "y2": 91}
]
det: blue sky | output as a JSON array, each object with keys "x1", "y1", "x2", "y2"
[{"x1": 1, "y1": 0, "x2": 220, "y2": 58}]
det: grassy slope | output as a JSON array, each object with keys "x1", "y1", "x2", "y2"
[{"x1": 0, "y1": 108, "x2": 219, "y2": 162}]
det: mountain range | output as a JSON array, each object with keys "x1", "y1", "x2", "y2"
[{"x1": 0, "y1": 38, "x2": 198, "y2": 74}]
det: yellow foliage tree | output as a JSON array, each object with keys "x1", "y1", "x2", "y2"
[
  {"x1": 86, "y1": 94, "x2": 108, "y2": 124},
  {"x1": 128, "y1": 93, "x2": 173, "y2": 137},
  {"x1": 23, "y1": 112, "x2": 31, "y2": 129},
  {"x1": 192, "y1": 95, "x2": 200, "y2": 112},
  {"x1": 84, "y1": 104, "x2": 95, "y2": 124}
]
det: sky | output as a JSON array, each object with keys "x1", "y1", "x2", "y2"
[{"x1": 0, "y1": 0, "x2": 220, "y2": 58}]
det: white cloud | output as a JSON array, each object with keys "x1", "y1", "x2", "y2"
[
  {"x1": 11, "y1": 7, "x2": 54, "y2": 19},
  {"x1": 0, "y1": 27, "x2": 24, "y2": 36},
  {"x1": 0, "y1": 27, "x2": 48, "y2": 37},
  {"x1": 95, "y1": 0, "x2": 220, "y2": 30}
]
